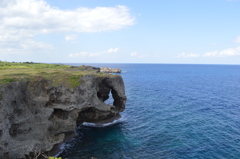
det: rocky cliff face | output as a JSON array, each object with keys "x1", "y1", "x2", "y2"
[{"x1": 0, "y1": 74, "x2": 126, "y2": 159}]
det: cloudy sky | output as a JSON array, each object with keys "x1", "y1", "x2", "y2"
[{"x1": 1, "y1": 0, "x2": 240, "y2": 64}]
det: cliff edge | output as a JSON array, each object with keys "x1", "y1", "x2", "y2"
[{"x1": 0, "y1": 62, "x2": 126, "y2": 159}]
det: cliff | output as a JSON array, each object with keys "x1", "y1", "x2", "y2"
[{"x1": 0, "y1": 63, "x2": 126, "y2": 159}]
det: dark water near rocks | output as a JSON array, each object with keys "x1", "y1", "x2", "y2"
[{"x1": 58, "y1": 64, "x2": 240, "y2": 159}]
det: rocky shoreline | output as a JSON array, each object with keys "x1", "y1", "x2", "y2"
[
  {"x1": 100, "y1": 67, "x2": 121, "y2": 73},
  {"x1": 68, "y1": 65, "x2": 122, "y2": 73},
  {"x1": 0, "y1": 65, "x2": 126, "y2": 159}
]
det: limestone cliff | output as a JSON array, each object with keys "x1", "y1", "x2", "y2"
[{"x1": 0, "y1": 74, "x2": 126, "y2": 159}]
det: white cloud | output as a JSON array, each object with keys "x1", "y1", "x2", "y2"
[
  {"x1": 65, "y1": 34, "x2": 78, "y2": 41},
  {"x1": 235, "y1": 36, "x2": 240, "y2": 43},
  {"x1": 177, "y1": 47, "x2": 240, "y2": 58},
  {"x1": 1, "y1": 0, "x2": 134, "y2": 33},
  {"x1": 130, "y1": 52, "x2": 150, "y2": 58},
  {"x1": 107, "y1": 48, "x2": 120, "y2": 53},
  {"x1": 0, "y1": 0, "x2": 134, "y2": 55},
  {"x1": 69, "y1": 48, "x2": 119, "y2": 58},
  {"x1": 203, "y1": 51, "x2": 218, "y2": 57},
  {"x1": 203, "y1": 47, "x2": 240, "y2": 57},
  {"x1": 138, "y1": 54, "x2": 150, "y2": 58},
  {"x1": 69, "y1": 51, "x2": 100, "y2": 57},
  {"x1": 0, "y1": 37, "x2": 54, "y2": 55},
  {"x1": 176, "y1": 52, "x2": 200, "y2": 58},
  {"x1": 130, "y1": 52, "x2": 138, "y2": 56}
]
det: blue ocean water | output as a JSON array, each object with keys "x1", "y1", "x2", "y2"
[{"x1": 58, "y1": 64, "x2": 240, "y2": 159}]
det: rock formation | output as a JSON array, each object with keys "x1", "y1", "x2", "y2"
[
  {"x1": 69, "y1": 65, "x2": 100, "y2": 72},
  {"x1": 100, "y1": 67, "x2": 121, "y2": 73},
  {"x1": 0, "y1": 74, "x2": 126, "y2": 159}
]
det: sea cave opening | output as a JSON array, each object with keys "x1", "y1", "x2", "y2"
[
  {"x1": 104, "y1": 91, "x2": 114, "y2": 105},
  {"x1": 97, "y1": 88, "x2": 114, "y2": 106}
]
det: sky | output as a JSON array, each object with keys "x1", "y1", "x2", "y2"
[{"x1": 1, "y1": 0, "x2": 240, "y2": 64}]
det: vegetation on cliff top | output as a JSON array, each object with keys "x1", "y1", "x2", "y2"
[{"x1": 0, "y1": 61, "x2": 106, "y2": 87}]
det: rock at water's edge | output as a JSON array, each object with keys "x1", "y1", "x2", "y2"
[
  {"x1": 0, "y1": 74, "x2": 126, "y2": 159},
  {"x1": 100, "y1": 67, "x2": 121, "y2": 73}
]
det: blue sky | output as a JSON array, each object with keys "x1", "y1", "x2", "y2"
[{"x1": 1, "y1": 0, "x2": 240, "y2": 64}]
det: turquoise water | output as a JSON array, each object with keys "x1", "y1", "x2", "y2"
[{"x1": 58, "y1": 64, "x2": 240, "y2": 159}]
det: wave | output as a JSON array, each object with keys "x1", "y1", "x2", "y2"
[{"x1": 82, "y1": 116, "x2": 125, "y2": 128}]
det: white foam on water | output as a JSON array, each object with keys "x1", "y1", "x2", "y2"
[
  {"x1": 82, "y1": 116, "x2": 125, "y2": 128},
  {"x1": 56, "y1": 138, "x2": 76, "y2": 157},
  {"x1": 55, "y1": 115, "x2": 127, "y2": 156}
]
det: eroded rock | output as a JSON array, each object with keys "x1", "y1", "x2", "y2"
[
  {"x1": 100, "y1": 67, "x2": 121, "y2": 73},
  {"x1": 0, "y1": 74, "x2": 126, "y2": 159}
]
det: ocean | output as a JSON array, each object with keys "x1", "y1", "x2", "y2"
[{"x1": 58, "y1": 64, "x2": 240, "y2": 159}]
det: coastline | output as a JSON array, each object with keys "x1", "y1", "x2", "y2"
[
  {"x1": 0, "y1": 62, "x2": 126, "y2": 159},
  {"x1": 54, "y1": 114, "x2": 123, "y2": 157}
]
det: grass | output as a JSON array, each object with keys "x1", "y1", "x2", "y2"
[
  {"x1": 0, "y1": 61, "x2": 70, "y2": 69},
  {"x1": 0, "y1": 61, "x2": 109, "y2": 88}
]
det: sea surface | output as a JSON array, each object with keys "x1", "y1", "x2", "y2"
[{"x1": 58, "y1": 64, "x2": 240, "y2": 159}]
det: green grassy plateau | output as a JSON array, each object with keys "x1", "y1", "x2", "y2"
[{"x1": 0, "y1": 61, "x2": 103, "y2": 87}]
